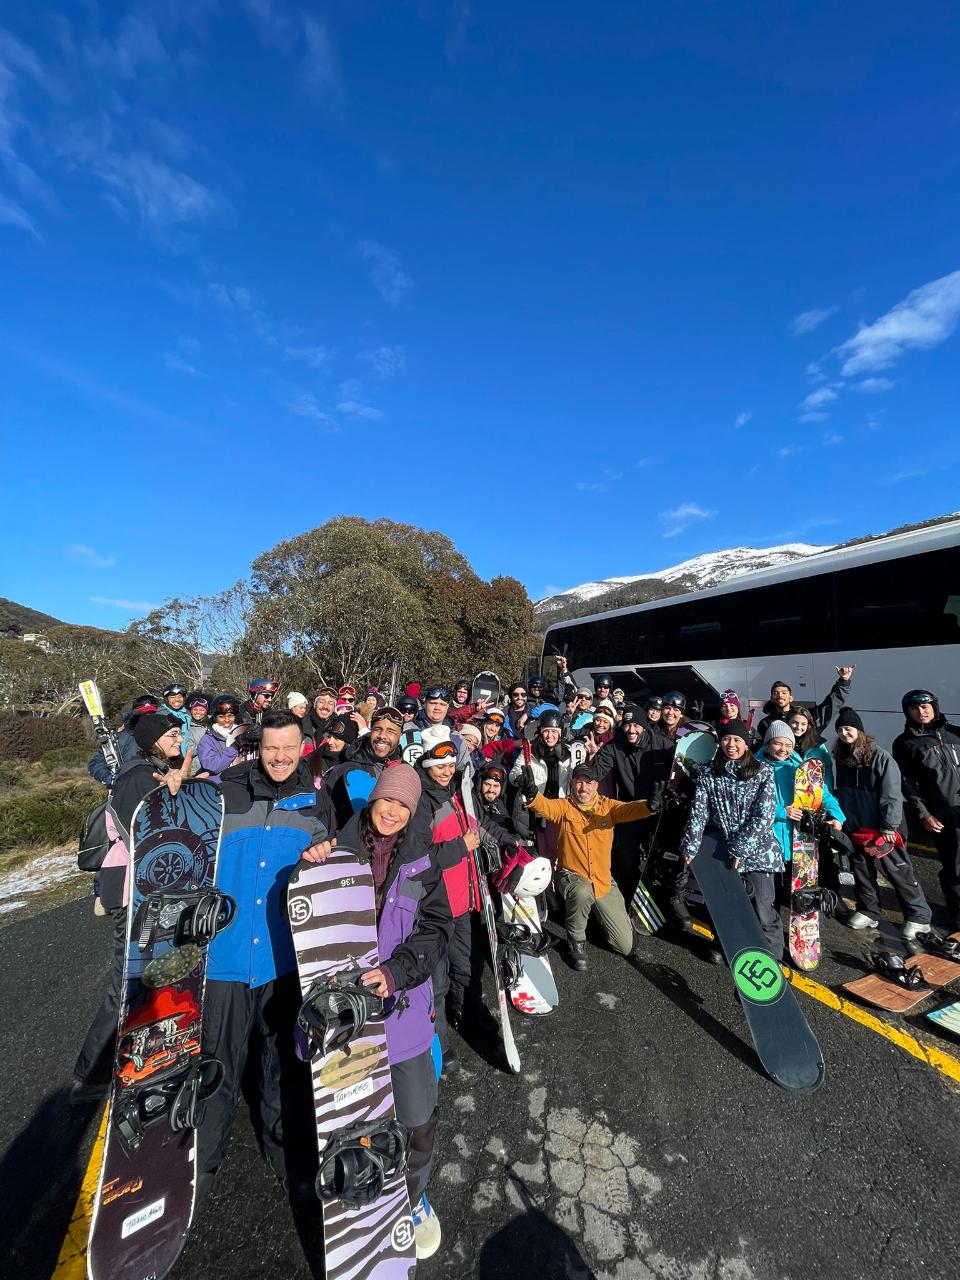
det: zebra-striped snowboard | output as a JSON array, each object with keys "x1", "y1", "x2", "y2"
[{"x1": 287, "y1": 852, "x2": 415, "y2": 1280}]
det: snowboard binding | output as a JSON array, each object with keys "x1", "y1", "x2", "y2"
[
  {"x1": 298, "y1": 968, "x2": 385, "y2": 1059},
  {"x1": 791, "y1": 887, "x2": 839, "y2": 918},
  {"x1": 135, "y1": 890, "x2": 237, "y2": 951},
  {"x1": 114, "y1": 1053, "x2": 223, "y2": 1154},
  {"x1": 870, "y1": 951, "x2": 930, "y2": 990},
  {"x1": 497, "y1": 920, "x2": 553, "y2": 989},
  {"x1": 316, "y1": 1119, "x2": 409, "y2": 1207},
  {"x1": 914, "y1": 932, "x2": 960, "y2": 962}
]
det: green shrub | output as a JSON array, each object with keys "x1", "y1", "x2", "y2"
[
  {"x1": 0, "y1": 712, "x2": 86, "y2": 762},
  {"x1": 0, "y1": 780, "x2": 102, "y2": 853},
  {"x1": 0, "y1": 759, "x2": 33, "y2": 791},
  {"x1": 39, "y1": 745, "x2": 92, "y2": 772}
]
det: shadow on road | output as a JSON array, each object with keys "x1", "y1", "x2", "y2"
[
  {"x1": 478, "y1": 1170, "x2": 596, "y2": 1279},
  {"x1": 0, "y1": 1086, "x2": 100, "y2": 1275}
]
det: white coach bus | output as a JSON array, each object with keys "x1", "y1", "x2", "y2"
[{"x1": 541, "y1": 519, "x2": 960, "y2": 746}]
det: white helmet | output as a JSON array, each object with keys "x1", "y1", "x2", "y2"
[{"x1": 512, "y1": 856, "x2": 552, "y2": 897}]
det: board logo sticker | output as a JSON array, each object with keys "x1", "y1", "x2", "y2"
[
  {"x1": 391, "y1": 1216, "x2": 415, "y2": 1251},
  {"x1": 121, "y1": 1197, "x2": 166, "y2": 1239},
  {"x1": 288, "y1": 895, "x2": 313, "y2": 926},
  {"x1": 731, "y1": 948, "x2": 785, "y2": 1004},
  {"x1": 318, "y1": 1039, "x2": 381, "y2": 1091},
  {"x1": 333, "y1": 1076, "x2": 374, "y2": 1109}
]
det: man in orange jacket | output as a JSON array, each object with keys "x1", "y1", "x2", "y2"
[{"x1": 522, "y1": 762, "x2": 652, "y2": 971}]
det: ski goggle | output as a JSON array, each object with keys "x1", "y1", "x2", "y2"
[
  {"x1": 213, "y1": 701, "x2": 239, "y2": 717},
  {"x1": 163, "y1": 685, "x2": 187, "y2": 697},
  {"x1": 480, "y1": 767, "x2": 506, "y2": 784},
  {"x1": 371, "y1": 707, "x2": 404, "y2": 726},
  {"x1": 338, "y1": 685, "x2": 357, "y2": 698},
  {"x1": 903, "y1": 690, "x2": 935, "y2": 705},
  {"x1": 425, "y1": 686, "x2": 451, "y2": 702},
  {"x1": 187, "y1": 696, "x2": 209, "y2": 709},
  {"x1": 249, "y1": 680, "x2": 279, "y2": 694},
  {"x1": 425, "y1": 741, "x2": 457, "y2": 761},
  {"x1": 484, "y1": 711, "x2": 505, "y2": 723}
]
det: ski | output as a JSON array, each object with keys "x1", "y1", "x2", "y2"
[{"x1": 80, "y1": 679, "x2": 121, "y2": 777}]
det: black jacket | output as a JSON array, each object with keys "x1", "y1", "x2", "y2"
[
  {"x1": 593, "y1": 727, "x2": 674, "y2": 802},
  {"x1": 833, "y1": 746, "x2": 905, "y2": 836},
  {"x1": 754, "y1": 676, "x2": 850, "y2": 743},
  {"x1": 892, "y1": 715, "x2": 960, "y2": 822},
  {"x1": 316, "y1": 738, "x2": 399, "y2": 834}
]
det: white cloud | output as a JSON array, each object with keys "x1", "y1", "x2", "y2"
[
  {"x1": 799, "y1": 411, "x2": 828, "y2": 423},
  {"x1": 836, "y1": 270, "x2": 960, "y2": 376},
  {"x1": 801, "y1": 386, "x2": 838, "y2": 411},
  {"x1": 91, "y1": 149, "x2": 222, "y2": 230},
  {"x1": 806, "y1": 361, "x2": 825, "y2": 382},
  {"x1": 285, "y1": 345, "x2": 331, "y2": 368},
  {"x1": 81, "y1": 13, "x2": 171, "y2": 80},
  {"x1": 361, "y1": 345, "x2": 406, "y2": 378},
  {"x1": 68, "y1": 542, "x2": 115, "y2": 569},
  {"x1": 164, "y1": 352, "x2": 199, "y2": 375},
  {"x1": 853, "y1": 376, "x2": 895, "y2": 393},
  {"x1": 790, "y1": 306, "x2": 838, "y2": 336},
  {"x1": 287, "y1": 393, "x2": 333, "y2": 424},
  {"x1": 357, "y1": 240, "x2": 412, "y2": 306},
  {"x1": 822, "y1": 432, "x2": 844, "y2": 446},
  {"x1": 302, "y1": 16, "x2": 344, "y2": 108},
  {"x1": 777, "y1": 444, "x2": 801, "y2": 458},
  {"x1": 880, "y1": 466, "x2": 931, "y2": 486},
  {"x1": 734, "y1": 411, "x2": 752, "y2": 429},
  {"x1": 660, "y1": 503, "x2": 715, "y2": 539},
  {"x1": 0, "y1": 194, "x2": 41, "y2": 239},
  {"x1": 89, "y1": 595, "x2": 158, "y2": 613},
  {"x1": 576, "y1": 482, "x2": 606, "y2": 493},
  {"x1": 240, "y1": 0, "x2": 298, "y2": 52},
  {"x1": 337, "y1": 399, "x2": 383, "y2": 421}
]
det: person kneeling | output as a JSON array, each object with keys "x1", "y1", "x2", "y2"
[{"x1": 521, "y1": 762, "x2": 651, "y2": 971}]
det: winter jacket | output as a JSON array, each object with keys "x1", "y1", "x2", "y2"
[
  {"x1": 833, "y1": 746, "x2": 906, "y2": 836},
  {"x1": 161, "y1": 700, "x2": 192, "y2": 743},
  {"x1": 416, "y1": 770, "x2": 477, "y2": 917},
  {"x1": 337, "y1": 810, "x2": 453, "y2": 1065},
  {"x1": 197, "y1": 726, "x2": 242, "y2": 782},
  {"x1": 592, "y1": 728, "x2": 674, "y2": 803},
  {"x1": 526, "y1": 792, "x2": 651, "y2": 897},
  {"x1": 472, "y1": 784, "x2": 517, "y2": 849},
  {"x1": 316, "y1": 738, "x2": 400, "y2": 834},
  {"x1": 754, "y1": 676, "x2": 850, "y2": 743},
  {"x1": 680, "y1": 759, "x2": 781, "y2": 874},
  {"x1": 208, "y1": 759, "x2": 328, "y2": 987},
  {"x1": 755, "y1": 748, "x2": 845, "y2": 863},
  {"x1": 892, "y1": 715, "x2": 960, "y2": 822},
  {"x1": 87, "y1": 727, "x2": 139, "y2": 786},
  {"x1": 508, "y1": 744, "x2": 579, "y2": 798},
  {"x1": 797, "y1": 739, "x2": 835, "y2": 791}
]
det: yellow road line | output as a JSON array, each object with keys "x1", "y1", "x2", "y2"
[
  {"x1": 51, "y1": 1105, "x2": 106, "y2": 1279},
  {"x1": 687, "y1": 921, "x2": 960, "y2": 1087}
]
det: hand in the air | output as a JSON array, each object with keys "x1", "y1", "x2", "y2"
[{"x1": 154, "y1": 750, "x2": 193, "y2": 796}]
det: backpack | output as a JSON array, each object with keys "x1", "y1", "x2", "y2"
[{"x1": 78, "y1": 797, "x2": 121, "y2": 871}]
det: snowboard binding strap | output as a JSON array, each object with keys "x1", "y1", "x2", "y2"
[
  {"x1": 497, "y1": 920, "x2": 554, "y2": 958},
  {"x1": 114, "y1": 1053, "x2": 223, "y2": 1154},
  {"x1": 870, "y1": 952, "x2": 930, "y2": 990},
  {"x1": 315, "y1": 1119, "x2": 408, "y2": 1207},
  {"x1": 915, "y1": 932, "x2": 960, "y2": 962},
  {"x1": 791, "y1": 887, "x2": 839, "y2": 918},
  {"x1": 135, "y1": 890, "x2": 237, "y2": 951},
  {"x1": 298, "y1": 968, "x2": 385, "y2": 1059}
]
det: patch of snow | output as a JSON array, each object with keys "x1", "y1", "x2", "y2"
[{"x1": 0, "y1": 850, "x2": 83, "y2": 902}]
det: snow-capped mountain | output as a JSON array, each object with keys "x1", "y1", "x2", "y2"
[{"x1": 534, "y1": 543, "x2": 832, "y2": 617}]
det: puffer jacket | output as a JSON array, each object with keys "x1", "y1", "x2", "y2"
[
  {"x1": 197, "y1": 725, "x2": 241, "y2": 782},
  {"x1": 337, "y1": 810, "x2": 453, "y2": 1065},
  {"x1": 833, "y1": 745, "x2": 905, "y2": 837},
  {"x1": 681, "y1": 759, "x2": 781, "y2": 874},
  {"x1": 755, "y1": 748, "x2": 845, "y2": 863},
  {"x1": 892, "y1": 715, "x2": 960, "y2": 822},
  {"x1": 416, "y1": 769, "x2": 477, "y2": 917}
]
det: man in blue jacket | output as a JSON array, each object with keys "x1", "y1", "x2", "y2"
[{"x1": 199, "y1": 710, "x2": 331, "y2": 1196}]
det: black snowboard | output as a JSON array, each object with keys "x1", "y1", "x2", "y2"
[
  {"x1": 692, "y1": 829, "x2": 824, "y2": 1091},
  {"x1": 471, "y1": 670, "x2": 501, "y2": 705},
  {"x1": 88, "y1": 781, "x2": 227, "y2": 1280}
]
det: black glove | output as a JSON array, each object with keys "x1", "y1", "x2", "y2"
[{"x1": 521, "y1": 767, "x2": 538, "y2": 804}]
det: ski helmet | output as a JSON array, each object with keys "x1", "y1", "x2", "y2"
[
  {"x1": 512, "y1": 856, "x2": 552, "y2": 898},
  {"x1": 453, "y1": 677, "x2": 470, "y2": 694},
  {"x1": 248, "y1": 677, "x2": 279, "y2": 696},
  {"x1": 162, "y1": 683, "x2": 187, "y2": 698},
  {"x1": 594, "y1": 674, "x2": 614, "y2": 690},
  {"x1": 663, "y1": 691, "x2": 687, "y2": 711},
  {"x1": 537, "y1": 710, "x2": 564, "y2": 732},
  {"x1": 644, "y1": 694, "x2": 663, "y2": 710},
  {"x1": 901, "y1": 688, "x2": 938, "y2": 715},
  {"x1": 186, "y1": 691, "x2": 208, "y2": 709},
  {"x1": 211, "y1": 694, "x2": 240, "y2": 717},
  {"x1": 132, "y1": 694, "x2": 159, "y2": 713},
  {"x1": 396, "y1": 694, "x2": 418, "y2": 714},
  {"x1": 478, "y1": 764, "x2": 506, "y2": 788},
  {"x1": 529, "y1": 676, "x2": 546, "y2": 694}
]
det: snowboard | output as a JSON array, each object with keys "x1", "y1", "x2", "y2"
[
  {"x1": 88, "y1": 780, "x2": 227, "y2": 1280},
  {"x1": 500, "y1": 891, "x2": 558, "y2": 1014},
  {"x1": 471, "y1": 670, "x2": 501, "y2": 706},
  {"x1": 287, "y1": 850, "x2": 416, "y2": 1280},
  {"x1": 927, "y1": 1001, "x2": 960, "y2": 1038},
  {"x1": 460, "y1": 777, "x2": 521, "y2": 1072},
  {"x1": 399, "y1": 727, "x2": 423, "y2": 767},
  {"x1": 789, "y1": 758, "x2": 825, "y2": 971},
  {"x1": 690, "y1": 829, "x2": 824, "y2": 1091}
]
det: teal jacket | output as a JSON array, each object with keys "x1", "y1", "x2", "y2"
[{"x1": 755, "y1": 747, "x2": 845, "y2": 863}]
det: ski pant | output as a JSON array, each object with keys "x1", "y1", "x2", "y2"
[
  {"x1": 197, "y1": 973, "x2": 314, "y2": 1188},
  {"x1": 446, "y1": 912, "x2": 485, "y2": 1005},
  {"x1": 610, "y1": 818, "x2": 657, "y2": 903},
  {"x1": 392, "y1": 1048, "x2": 438, "y2": 1205},
  {"x1": 742, "y1": 872, "x2": 783, "y2": 961},
  {"x1": 556, "y1": 869, "x2": 634, "y2": 955},
  {"x1": 74, "y1": 906, "x2": 126, "y2": 1085},
  {"x1": 929, "y1": 815, "x2": 960, "y2": 927},
  {"x1": 851, "y1": 847, "x2": 931, "y2": 925}
]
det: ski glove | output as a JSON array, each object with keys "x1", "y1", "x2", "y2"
[{"x1": 521, "y1": 767, "x2": 539, "y2": 804}]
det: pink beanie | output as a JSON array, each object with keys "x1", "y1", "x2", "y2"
[{"x1": 370, "y1": 762, "x2": 422, "y2": 814}]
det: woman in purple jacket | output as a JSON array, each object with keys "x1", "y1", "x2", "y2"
[
  {"x1": 197, "y1": 695, "x2": 246, "y2": 782},
  {"x1": 337, "y1": 763, "x2": 453, "y2": 1261}
]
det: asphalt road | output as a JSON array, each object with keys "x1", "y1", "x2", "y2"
[{"x1": 1, "y1": 856, "x2": 958, "y2": 1280}]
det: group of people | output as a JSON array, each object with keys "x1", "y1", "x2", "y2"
[{"x1": 75, "y1": 661, "x2": 960, "y2": 1264}]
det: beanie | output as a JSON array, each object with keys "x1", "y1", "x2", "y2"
[
  {"x1": 370, "y1": 762, "x2": 422, "y2": 814},
  {"x1": 459, "y1": 722, "x2": 482, "y2": 745},
  {"x1": 405, "y1": 682, "x2": 421, "y2": 700},
  {"x1": 836, "y1": 707, "x2": 865, "y2": 732},
  {"x1": 718, "y1": 719, "x2": 751, "y2": 747},
  {"x1": 720, "y1": 688, "x2": 740, "y2": 709},
  {"x1": 133, "y1": 713, "x2": 179, "y2": 753},
  {"x1": 287, "y1": 692, "x2": 308, "y2": 710},
  {"x1": 763, "y1": 720, "x2": 795, "y2": 747},
  {"x1": 420, "y1": 724, "x2": 452, "y2": 751},
  {"x1": 420, "y1": 741, "x2": 459, "y2": 771},
  {"x1": 595, "y1": 698, "x2": 616, "y2": 716}
]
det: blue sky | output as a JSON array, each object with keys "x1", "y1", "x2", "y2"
[{"x1": 1, "y1": 1, "x2": 958, "y2": 626}]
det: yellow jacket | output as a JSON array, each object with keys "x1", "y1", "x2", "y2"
[{"x1": 528, "y1": 792, "x2": 651, "y2": 897}]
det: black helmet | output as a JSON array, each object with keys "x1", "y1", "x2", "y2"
[
  {"x1": 644, "y1": 694, "x2": 663, "y2": 710},
  {"x1": 537, "y1": 710, "x2": 564, "y2": 732},
  {"x1": 186, "y1": 690, "x2": 208, "y2": 709},
  {"x1": 902, "y1": 689, "x2": 938, "y2": 715},
  {"x1": 529, "y1": 676, "x2": 546, "y2": 692},
  {"x1": 132, "y1": 693, "x2": 159, "y2": 712},
  {"x1": 211, "y1": 694, "x2": 240, "y2": 717},
  {"x1": 162, "y1": 683, "x2": 187, "y2": 698},
  {"x1": 594, "y1": 674, "x2": 614, "y2": 690},
  {"x1": 663, "y1": 691, "x2": 687, "y2": 711},
  {"x1": 396, "y1": 694, "x2": 418, "y2": 714},
  {"x1": 453, "y1": 677, "x2": 470, "y2": 693}
]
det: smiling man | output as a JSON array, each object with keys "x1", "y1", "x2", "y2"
[{"x1": 318, "y1": 705, "x2": 405, "y2": 833}]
